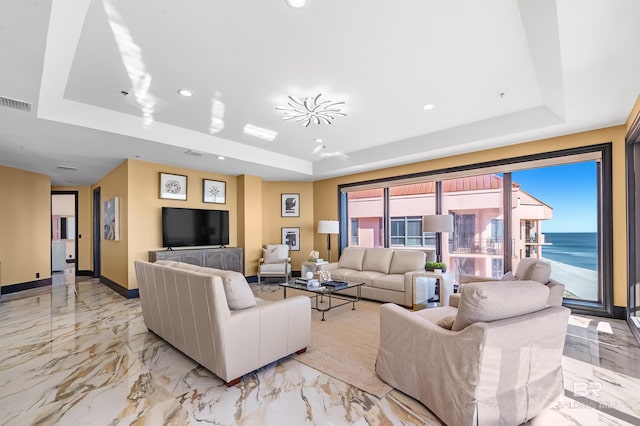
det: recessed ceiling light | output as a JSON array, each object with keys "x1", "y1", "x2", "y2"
[
  {"x1": 178, "y1": 89, "x2": 193, "y2": 97},
  {"x1": 217, "y1": 156, "x2": 225, "y2": 160},
  {"x1": 286, "y1": 0, "x2": 307, "y2": 8},
  {"x1": 423, "y1": 104, "x2": 435, "y2": 110},
  {"x1": 315, "y1": 138, "x2": 323, "y2": 143}
]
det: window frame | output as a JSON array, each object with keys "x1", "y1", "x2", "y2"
[{"x1": 338, "y1": 143, "x2": 614, "y2": 317}]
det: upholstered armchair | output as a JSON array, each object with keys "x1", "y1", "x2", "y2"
[
  {"x1": 451, "y1": 257, "x2": 565, "y2": 307},
  {"x1": 376, "y1": 281, "x2": 571, "y2": 426},
  {"x1": 258, "y1": 244, "x2": 292, "y2": 284}
]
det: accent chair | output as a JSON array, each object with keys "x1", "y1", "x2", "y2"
[
  {"x1": 258, "y1": 244, "x2": 292, "y2": 284},
  {"x1": 376, "y1": 280, "x2": 571, "y2": 426}
]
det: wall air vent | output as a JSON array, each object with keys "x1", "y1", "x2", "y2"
[
  {"x1": 56, "y1": 165, "x2": 77, "y2": 171},
  {"x1": 0, "y1": 96, "x2": 31, "y2": 112}
]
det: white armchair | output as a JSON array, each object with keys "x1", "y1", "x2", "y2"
[
  {"x1": 376, "y1": 280, "x2": 570, "y2": 426},
  {"x1": 258, "y1": 244, "x2": 292, "y2": 284},
  {"x1": 451, "y1": 257, "x2": 565, "y2": 307}
]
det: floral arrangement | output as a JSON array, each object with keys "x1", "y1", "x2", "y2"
[{"x1": 308, "y1": 250, "x2": 320, "y2": 261}]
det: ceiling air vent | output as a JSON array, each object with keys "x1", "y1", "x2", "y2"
[
  {"x1": 0, "y1": 96, "x2": 31, "y2": 112},
  {"x1": 56, "y1": 165, "x2": 77, "y2": 171},
  {"x1": 184, "y1": 149, "x2": 205, "y2": 157}
]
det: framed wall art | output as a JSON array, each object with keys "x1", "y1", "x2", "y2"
[
  {"x1": 203, "y1": 179, "x2": 226, "y2": 203},
  {"x1": 160, "y1": 172, "x2": 187, "y2": 200},
  {"x1": 104, "y1": 197, "x2": 120, "y2": 241},
  {"x1": 281, "y1": 193, "x2": 300, "y2": 217},
  {"x1": 282, "y1": 227, "x2": 300, "y2": 251}
]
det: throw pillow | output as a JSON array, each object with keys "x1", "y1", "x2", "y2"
[
  {"x1": 262, "y1": 250, "x2": 280, "y2": 264},
  {"x1": 528, "y1": 262, "x2": 552, "y2": 284},
  {"x1": 500, "y1": 271, "x2": 516, "y2": 281},
  {"x1": 436, "y1": 314, "x2": 457, "y2": 330},
  {"x1": 194, "y1": 266, "x2": 257, "y2": 310}
]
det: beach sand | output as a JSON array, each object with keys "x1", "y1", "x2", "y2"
[{"x1": 543, "y1": 257, "x2": 598, "y2": 301}]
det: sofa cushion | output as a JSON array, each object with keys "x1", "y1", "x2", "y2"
[
  {"x1": 326, "y1": 268, "x2": 358, "y2": 281},
  {"x1": 372, "y1": 274, "x2": 405, "y2": 292},
  {"x1": 451, "y1": 280, "x2": 550, "y2": 331},
  {"x1": 338, "y1": 247, "x2": 367, "y2": 271},
  {"x1": 362, "y1": 248, "x2": 394, "y2": 274},
  {"x1": 344, "y1": 270, "x2": 386, "y2": 286},
  {"x1": 389, "y1": 250, "x2": 426, "y2": 274}
]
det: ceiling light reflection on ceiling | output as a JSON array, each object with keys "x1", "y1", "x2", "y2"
[
  {"x1": 178, "y1": 89, "x2": 193, "y2": 97},
  {"x1": 104, "y1": 0, "x2": 156, "y2": 127},
  {"x1": 276, "y1": 94, "x2": 346, "y2": 127},
  {"x1": 285, "y1": 0, "x2": 307, "y2": 8},
  {"x1": 243, "y1": 124, "x2": 278, "y2": 141},
  {"x1": 312, "y1": 145, "x2": 326, "y2": 154},
  {"x1": 209, "y1": 98, "x2": 225, "y2": 134},
  {"x1": 423, "y1": 104, "x2": 435, "y2": 110}
]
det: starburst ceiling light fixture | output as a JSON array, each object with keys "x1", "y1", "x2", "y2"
[{"x1": 276, "y1": 94, "x2": 346, "y2": 127}]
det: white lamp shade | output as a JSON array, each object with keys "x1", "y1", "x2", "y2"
[
  {"x1": 422, "y1": 215, "x2": 453, "y2": 233},
  {"x1": 318, "y1": 220, "x2": 339, "y2": 234}
]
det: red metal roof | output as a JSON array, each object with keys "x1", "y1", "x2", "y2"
[{"x1": 348, "y1": 175, "x2": 509, "y2": 199}]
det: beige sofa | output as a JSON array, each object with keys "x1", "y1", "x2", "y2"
[
  {"x1": 317, "y1": 247, "x2": 426, "y2": 307},
  {"x1": 376, "y1": 280, "x2": 571, "y2": 426},
  {"x1": 134, "y1": 260, "x2": 311, "y2": 385}
]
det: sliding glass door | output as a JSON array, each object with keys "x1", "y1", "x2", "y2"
[{"x1": 339, "y1": 144, "x2": 613, "y2": 316}]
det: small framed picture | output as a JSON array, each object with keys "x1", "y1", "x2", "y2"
[
  {"x1": 203, "y1": 179, "x2": 226, "y2": 204},
  {"x1": 281, "y1": 193, "x2": 300, "y2": 217},
  {"x1": 282, "y1": 227, "x2": 300, "y2": 251},
  {"x1": 160, "y1": 173, "x2": 187, "y2": 200}
]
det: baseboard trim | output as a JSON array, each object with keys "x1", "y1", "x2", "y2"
[
  {"x1": 613, "y1": 306, "x2": 627, "y2": 320},
  {"x1": 77, "y1": 270, "x2": 94, "y2": 276},
  {"x1": 1, "y1": 277, "x2": 53, "y2": 294},
  {"x1": 100, "y1": 275, "x2": 139, "y2": 299}
]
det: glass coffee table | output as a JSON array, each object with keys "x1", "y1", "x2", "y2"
[{"x1": 280, "y1": 280, "x2": 364, "y2": 321}]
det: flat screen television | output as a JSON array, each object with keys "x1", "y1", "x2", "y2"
[{"x1": 162, "y1": 207, "x2": 229, "y2": 248}]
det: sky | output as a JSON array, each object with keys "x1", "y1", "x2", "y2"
[{"x1": 511, "y1": 161, "x2": 598, "y2": 233}]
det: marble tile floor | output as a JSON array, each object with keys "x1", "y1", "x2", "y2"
[{"x1": 0, "y1": 270, "x2": 639, "y2": 425}]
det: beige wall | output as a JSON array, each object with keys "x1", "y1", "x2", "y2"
[
  {"x1": 313, "y1": 126, "x2": 629, "y2": 307},
  {"x1": 51, "y1": 185, "x2": 93, "y2": 272},
  {"x1": 92, "y1": 160, "x2": 129, "y2": 289},
  {"x1": 0, "y1": 165, "x2": 51, "y2": 287},
  {"x1": 238, "y1": 175, "x2": 262, "y2": 275},
  {"x1": 126, "y1": 159, "x2": 238, "y2": 289},
  {"x1": 262, "y1": 182, "x2": 315, "y2": 271}
]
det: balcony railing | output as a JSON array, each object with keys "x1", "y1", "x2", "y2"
[{"x1": 449, "y1": 238, "x2": 503, "y2": 255}]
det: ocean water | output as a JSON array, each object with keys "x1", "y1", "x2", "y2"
[{"x1": 542, "y1": 232, "x2": 597, "y2": 271}]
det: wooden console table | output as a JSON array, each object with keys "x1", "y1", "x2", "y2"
[{"x1": 149, "y1": 247, "x2": 244, "y2": 274}]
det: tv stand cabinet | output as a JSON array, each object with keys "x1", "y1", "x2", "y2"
[{"x1": 149, "y1": 247, "x2": 244, "y2": 274}]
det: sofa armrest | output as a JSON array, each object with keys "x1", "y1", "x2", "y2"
[
  {"x1": 547, "y1": 279, "x2": 565, "y2": 306},
  {"x1": 376, "y1": 304, "x2": 484, "y2": 407},
  {"x1": 223, "y1": 296, "x2": 310, "y2": 381},
  {"x1": 316, "y1": 262, "x2": 338, "y2": 271},
  {"x1": 449, "y1": 293, "x2": 461, "y2": 308}
]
